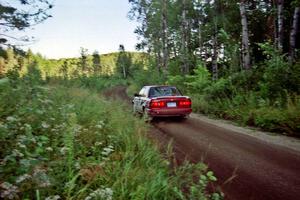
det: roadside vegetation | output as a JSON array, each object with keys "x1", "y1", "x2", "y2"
[{"x1": 0, "y1": 66, "x2": 222, "y2": 199}]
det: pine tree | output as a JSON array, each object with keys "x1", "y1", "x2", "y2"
[{"x1": 0, "y1": 0, "x2": 52, "y2": 45}]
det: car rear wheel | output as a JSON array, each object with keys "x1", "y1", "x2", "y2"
[
  {"x1": 143, "y1": 108, "x2": 153, "y2": 122},
  {"x1": 132, "y1": 103, "x2": 138, "y2": 115}
]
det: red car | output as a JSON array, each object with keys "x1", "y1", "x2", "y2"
[{"x1": 132, "y1": 85, "x2": 192, "y2": 121}]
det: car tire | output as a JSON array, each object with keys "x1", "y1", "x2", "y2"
[
  {"x1": 143, "y1": 108, "x2": 153, "y2": 122},
  {"x1": 132, "y1": 103, "x2": 137, "y2": 115}
]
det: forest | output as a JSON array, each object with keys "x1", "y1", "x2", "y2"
[{"x1": 0, "y1": 0, "x2": 300, "y2": 199}]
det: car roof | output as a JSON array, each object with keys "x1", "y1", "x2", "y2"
[{"x1": 145, "y1": 85, "x2": 176, "y2": 88}]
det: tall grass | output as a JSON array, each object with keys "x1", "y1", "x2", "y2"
[{"x1": 0, "y1": 73, "x2": 222, "y2": 199}]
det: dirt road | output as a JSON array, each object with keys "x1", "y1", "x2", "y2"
[
  {"x1": 152, "y1": 117, "x2": 300, "y2": 200},
  {"x1": 104, "y1": 86, "x2": 300, "y2": 200}
]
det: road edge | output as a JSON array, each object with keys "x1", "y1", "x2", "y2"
[{"x1": 191, "y1": 113, "x2": 300, "y2": 152}]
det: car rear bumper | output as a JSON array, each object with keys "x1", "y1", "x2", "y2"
[{"x1": 146, "y1": 108, "x2": 192, "y2": 117}]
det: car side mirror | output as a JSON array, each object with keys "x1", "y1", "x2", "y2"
[{"x1": 134, "y1": 93, "x2": 140, "y2": 97}]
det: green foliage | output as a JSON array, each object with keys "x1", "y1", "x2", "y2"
[
  {"x1": 258, "y1": 43, "x2": 300, "y2": 104},
  {"x1": 71, "y1": 75, "x2": 128, "y2": 92},
  {"x1": 128, "y1": 66, "x2": 165, "y2": 96},
  {"x1": 167, "y1": 75, "x2": 186, "y2": 91},
  {"x1": 185, "y1": 65, "x2": 211, "y2": 94},
  {"x1": 0, "y1": 73, "x2": 221, "y2": 199}
]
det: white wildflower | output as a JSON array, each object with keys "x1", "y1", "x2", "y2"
[
  {"x1": 41, "y1": 122, "x2": 50, "y2": 129},
  {"x1": 44, "y1": 99, "x2": 53, "y2": 104},
  {"x1": 12, "y1": 149, "x2": 24, "y2": 158},
  {"x1": 101, "y1": 146, "x2": 114, "y2": 156},
  {"x1": 24, "y1": 123, "x2": 32, "y2": 130},
  {"x1": 60, "y1": 147, "x2": 69, "y2": 155},
  {"x1": 95, "y1": 121, "x2": 104, "y2": 129},
  {"x1": 94, "y1": 141, "x2": 103, "y2": 146},
  {"x1": 17, "y1": 142, "x2": 26, "y2": 149},
  {"x1": 74, "y1": 125, "x2": 82, "y2": 133},
  {"x1": 0, "y1": 122, "x2": 7, "y2": 129},
  {"x1": 46, "y1": 147, "x2": 53, "y2": 152},
  {"x1": 6, "y1": 116, "x2": 17, "y2": 122},
  {"x1": 33, "y1": 168, "x2": 51, "y2": 188},
  {"x1": 74, "y1": 162, "x2": 81, "y2": 170},
  {"x1": 95, "y1": 124, "x2": 103, "y2": 129},
  {"x1": 36, "y1": 109, "x2": 44, "y2": 115},
  {"x1": 67, "y1": 104, "x2": 75, "y2": 109},
  {"x1": 0, "y1": 182, "x2": 19, "y2": 199},
  {"x1": 16, "y1": 174, "x2": 31, "y2": 184},
  {"x1": 51, "y1": 128, "x2": 57, "y2": 132},
  {"x1": 45, "y1": 195, "x2": 61, "y2": 200},
  {"x1": 85, "y1": 188, "x2": 113, "y2": 200}
]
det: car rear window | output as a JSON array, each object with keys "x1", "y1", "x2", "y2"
[{"x1": 149, "y1": 86, "x2": 182, "y2": 97}]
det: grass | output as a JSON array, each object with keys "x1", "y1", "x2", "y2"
[
  {"x1": 190, "y1": 93, "x2": 300, "y2": 135},
  {"x1": 0, "y1": 74, "x2": 222, "y2": 199}
]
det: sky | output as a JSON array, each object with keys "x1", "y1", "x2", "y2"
[{"x1": 18, "y1": 0, "x2": 140, "y2": 59}]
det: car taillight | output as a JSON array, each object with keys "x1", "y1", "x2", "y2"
[
  {"x1": 178, "y1": 99, "x2": 191, "y2": 107},
  {"x1": 150, "y1": 100, "x2": 166, "y2": 108}
]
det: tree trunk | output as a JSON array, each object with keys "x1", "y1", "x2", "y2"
[
  {"x1": 277, "y1": 0, "x2": 284, "y2": 52},
  {"x1": 212, "y1": 34, "x2": 218, "y2": 81},
  {"x1": 162, "y1": 0, "x2": 168, "y2": 73},
  {"x1": 181, "y1": 0, "x2": 189, "y2": 74},
  {"x1": 289, "y1": 7, "x2": 300, "y2": 63},
  {"x1": 239, "y1": 0, "x2": 251, "y2": 70},
  {"x1": 212, "y1": 1, "x2": 219, "y2": 80},
  {"x1": 122, "y1": 65, "x2": 126, "y2": 79}
]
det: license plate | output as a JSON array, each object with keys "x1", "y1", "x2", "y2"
[{"x1": 167, "y1": 102, "x2": 176, "y2": 107}]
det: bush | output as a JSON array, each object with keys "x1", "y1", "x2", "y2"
[{"x1": 185, "y1": 65, "x2": 211, "y2": 94}]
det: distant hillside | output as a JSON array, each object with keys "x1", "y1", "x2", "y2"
[
  {"x1": 53, "y1": 51, "x2": 148, "y2": 76},
  {"x1": 0, "y1": 47, "x2": 149, "y2": 78}
]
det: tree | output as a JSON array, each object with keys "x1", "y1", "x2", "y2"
[
  {"x1": 162, "y1": 0, "x2": 169, "y2": 74},
  {"x1": 92, "y1": 50, "x2": 101, "y2": 75},
  {"x1": 240, "y1": 0, "x2": 251, "y2": 70},
  {"x1": 116, "y1": 45, "x2": 132, "y2": 79},
  {"x1": 180, "y1": 0, "x2": 189, "y2": 75},
  {"x1": 277, "y1": 0, "x2": 284, "y2": 51},
  {"x1": 60, "y1": 60, "x2": 69, "y2": 80},
  {"x1": 0, "y1": 0, "x2": 52, "y2": 46},
  {"x1": 289, "y1": 3, "x2": 300, "y2": 63},
  {"x1": 78, "y1": 47, "x2": 89, "y2": 75},
  {"x1": 211, "y1": 0, "x2": 219, "y2": 80}
]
